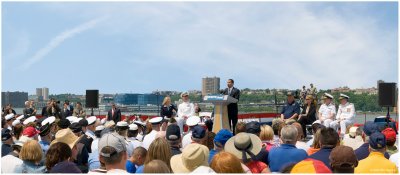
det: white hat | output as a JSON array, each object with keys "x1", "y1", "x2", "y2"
[
  {"x1": 13, "y1": 140, "x2": 24, "y2": 147},
  {"x1": 186, "y1": 116, "x2": 200, "y2": 127},
  {"x1": 149, "y1": 117, "x2": 163, "y2": 125},
  {"x1": 87, "y1": 116, "x2": 97, "y2": 125},
  {"x1": 23, "y1": 116, "x2": 37, "y2": 125},
  {"x1": 129, "y1": 124, "x2": 138, "y2": 131},
  {"x1": 66, "y1": 116, "x2": 78, "y2": 123},
  {"x1": 42, "y1": 116, "x2": 56, "y2": 126},
  {"x1": 5, "y1": 114, "x2": 15, "y2": 121},
  {"x1": 180, "y1": 92, "x2": 189, "y2": 98},
  {"x1": 16, "y1": 115, "x2": 24, "y2": 120},
  {"x1": 12, "y1": 120, "x2": 21, "y2": 127},
  {"x1": 323, "y1": 93, "x2": 334, "y2": 99},
  {"x1": 349, "y1": 126, "x2": 358, "y2": 137},
  {"x1": 18, "y1": 135, "x2": 33, "y2": 143},
  {"x1": 339, "y1": 93, "x2": 350, "y2": 100},
  {"x1": 95, "y1": 125, "x2": 105, "y2": 131},
  {"x1": 116, "y1": 121, "x2": 128, "y2": 127},
  {"x1": 101, "y1": 118, "x2": 106, "y2": 125},
  {"x1": 134, "y1": 120, "x2": 145, "y2": 126},
  {"x1": 72, "y1": 117, "x2": 83, "y2": 124}
]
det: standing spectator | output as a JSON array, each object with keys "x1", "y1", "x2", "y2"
[
  {"x1": 260, "y1": 125, "x2": 275, "y2": 151},
  {"x1": 222, "y1": 79, "x2": 240, "y2": 134},
  {"x1": 177, "y1": 92, "x2": 195, "y2": 134},
  {"x1": 45, "y1": 142, "x2": 81, "y2": 173},
  {"x1": 171, "y1": 143, "x2": 212, "y2": 173},
  {"x1": 144, "y1": 160, "x2": 171, "y2": 173},
  {"x1": 60, "y1": 102, "x2": 72, "y2": 119},
  {"x1": 342, "y1": 126, "x2": 364, "y2": 150},
  {"x1": 1, "y1": 141, "x2": 24, "y2": 173},
  {"x1": 2, "y1": 128, "x2": 13, "y2": 157},
  {"x1": 107, "y1": 103, "x2": 121, "y2": 123},
  {"x1": 309, "y1": 83, "x2": 317, "y2": 98},
  {"x1": 73, "y1": 102, "x2": 86, "y2": 118},
  {"x1": 165, "y1": 124, "x2": 182, "y2": 156},
  {"x1": 142, "y1": 117, "x2": 162, "y2": 150},
  {"x1": 381, "y1": 127, "x2": 397, "y2": 155},
  {"x1": 354, "y1": 121, "x2": 390, "y2": 160},
  {"x1": 330, "y1": 94, "x2": 355, "y2": 136},
  {"x1": 13, "y1": 140, "x2": 46, "y2": 173},
  {"x1": 355, "y1": 132, "x2": 398, "y2": 173},
  {"x1": 300, "y1": 85, "x2": 307, "y2": 102},
  {"x1": 160, "y1": 96, "x2": 177, "y2": 119},
  {"x1": 98, "y1": 132, "x2": 128, "y2": 173},
  {"x1": 329, "y1": 145, "x2": 358, "y2": 173},
  {"x1": 126, "y1": 147, "x2": 147, "y2": 173},
  {"x1": 225, "y1": 132, "x2": 269, "y2": 173},
  {"x1": 280, "y1": 92, "x2": 300, "y2": 121},
  {"x1": 41, "y1": 101, "x2": 51, "y2": 117},
  {"x1": 315, "y1": 93, "x2": 336, "y2": 128},
  {"x1": 137, "y1": 137, "x2": 172, "y2": 173},
  {"x1": 309, "y1": 127, "x2": 339, "y2": 168},
  {"x1": 47, "y1": 100, "x2": 61, "y2": 119},
  {"x1": 210, "y1": 151, "x2": 245, "y2": 173},
  {"x1": 298, "y1": 95, "x2": 316, "y2": 137},
  {"x1": 268, "y1": 125, "x2": 307, "y2": 172},
  {"x1": 181, "y1": 116, "x2": 200, "y2": 149},
  {"x1": 208, "y1": 129, "x2": 233, "y2": 163}
]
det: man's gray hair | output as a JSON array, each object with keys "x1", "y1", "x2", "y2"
[{"x1": 280, "y1": 125, "x2": 298, "y2": 144}]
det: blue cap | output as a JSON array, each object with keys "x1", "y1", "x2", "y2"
[
  {"x1": 246, "y1": 121, "x2": 261, "y2": 134},
  {"x1": 369, "y1": 132, "x2": 387, "y2": 149},
  {"x1": 192, "y1": 125, "x2": 206, "y2": 139},
  {"x1": 214, "y1": 129, "x2": 233, "y2": 146},
  {"x1": 363, "y1": 121, "x2": 378, "y2": 136}
]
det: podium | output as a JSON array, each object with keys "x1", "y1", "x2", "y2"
[{"x1": 203, "y1": 95, "x2": 238, "y2": 133}]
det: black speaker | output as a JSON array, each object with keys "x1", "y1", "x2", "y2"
[
  {"x1": 86, "y1": 90, "x2": 99, "y2": 108},
  {"x1": 378, "y1": 83, "x2": 396, "y2": 107}
]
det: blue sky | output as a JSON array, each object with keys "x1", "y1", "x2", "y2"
[{"x1": 2, "y1": 2, "x2": 398, "y2": 95}]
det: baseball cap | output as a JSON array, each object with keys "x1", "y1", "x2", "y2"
[
  {"x1": 98, "y1": 132, "x2": 127, "y2": 158},
  {"x1": 382, "y1": 128, "x2": 396, "y2": 143},
  {"x1": 369, "y1": 132, "x2": 387, "y2": 149},
  {"x1": 330, "y1": 145, "x2": 358, "y2": 168},
  {"x1": 22, "y1": 126, "x2": 39, "y2": 138},
  {"x1": 246, "y1": 121, "x2": 261, "y2": 134},
  {"x1": 363, "y1": 121, "x2": 378, "y2": 136},
  {"x1": 214, "y1": 129, "x2": 233, "y2": 147},
  {"x1": 192, "y1": 125, "x2": 206, "y2": 139},
  {"x1": 166, "y1": 124, "x2": 181, "y2": 141},
  {"x1": 1, "y1": 128, "x2": 12, "y2": 141}
]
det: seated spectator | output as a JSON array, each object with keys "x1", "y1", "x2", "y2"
[
  {"x1": 307, "y1": 129, "x2": 323, "y2": 156},
  {"x1": 235, "y1": 121, "x2": 247, "y2": 134},
  {"x1": 98, "y1": 132, "x2": 128, "y2": 173},
  {"x1": 1, "y1": 141, "x2": 24, "y2": 173},
  {"x1": 181, "y1": 116, "x2": 200, "y2": 149},
  {"x1": 245, "y1": 121, "x2": 269, "y2": 165},
  {"x1": 208, "y1": 129, "x2": 233, "y2": 163},
  {"x1": 292, "y1": 122, "x2": 309, "y2": 151},
  {"x1": 13, "y1": 140, "x2": 46, "y2": 173},
  {"x1": 171, "y1": 143, "x2": 213, "y2": 173},
  {"x1": 355, "y1": 132, "x2": 398, "y2": 173},
  {"x1": 306, "y1": 123, "x2": 325, "y2": 147},
  {"x1": 210, "y1": 151, "x2": 245, "y2": 173},
  {"x1": 342, "y1": 126, "x2": 364, "y2": 150},
  {"x1": 309, "y1": 127, "x2": 339, "y2": 168},
  {"x1": 272, "y1": 118, "x2": 285, "y2": 146},
  {"x1": 381, "y1": 127, "x2": 397, "y2": 155},
  {"x1": 22, "y1": 126, "x2": 39, "y2": 141},
  {"x1": 2, "y1": 128, "x2": 13, "y2": 157},
  {"x1": 127, "y1": 123, "x2": 143, "y2": 150},
  {"x1": 280, "y1": 92, "x2": 300, "y2": 121},
  {"x1": 389, "y1": 152, "x2": 399, "y2": 168},
  {"x1": 329, "y1": 145, "x2": 358, "y2": 173},
  {"x1": 68, "y1": 123, "x2": 89, "y2": 173},
  {"x1": 354, "y1": 121, "x2": 390, "y2": 160},
  {"x1": 268, "y1": 125, "x2": 307, "y2": 172},
  {"x1": 191, "y1": 125, "x2": 208, "y2": 146},
  {"x1": 143, "y1": 159, "x2": 171, "y2": 173},
  {"x1": 12, "y1": 121, "x2": 23, "y2": 141},
  {"x1": 39, "y1": 124, "x2": 52, "y2": 155},
  {"x1": 137, "y1": 137, "x2": 172, "y2": 173},
  {"x1": 225, "y1": 132, "x2": 270, "y2": 173},
  {"x1": 290, "y1": 158, "x2": 332, "y2": 173},
  {"x1": 126, "y1": 146, "x2": 147, "y2": 173},
  {"x1": 45, "y1": 142, "x2": 81, "y2": 173},
  {"x1": 260, "y1": 125, "x2": 275, "y2": 151},
  {"x1": 165, "y1": 124, "x2": 182, "y2": 156},
  {"x1": 204, "y1": 119, "x2": 216, "y2": 150},
  {"x1": 57, "y1": 118, "x2": 71, "y2": 129}
]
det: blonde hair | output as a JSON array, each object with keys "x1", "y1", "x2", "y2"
[
  {"x1": 162, "y1": 97, "x2": 171, "y2": 106},
  {"x1": 145, "y1": 137, "x2": 172, "y2": 169},
  {"x1": 19, "y1": 140, "x2": 43, "y2": 163},
  {"x1": 311, "y1": 129, "x2": 322, "y2": 149},
  {"x1": 260, "y1": 125, "x2": 274, "y2": 141},
  {"x1": 144, "y1": 160, "x2": 171, "y2": 173},
  {"x1": 210, "y1": 152, "x2": 245, "y2": 173}
]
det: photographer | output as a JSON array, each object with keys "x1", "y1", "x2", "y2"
[{"x1": 46, "y1": 99, "x2": 61, "y2": 119}]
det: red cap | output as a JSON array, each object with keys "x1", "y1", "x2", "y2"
[
  {"x1": 382, "y1": 128, "x2": 396, "y2": 142},
  {"x1": 23, "y1": 126, "x2": 39, "y2": 137}
]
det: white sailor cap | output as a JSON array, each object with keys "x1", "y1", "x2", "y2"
[
  {"x1": 180, "y1": 92, "x2": 189, "y2": 98},
  {"x1": 134, "y1": 120, "x2": 145, "y2": 126},
  {"x1": 116, "y1": 121, "x2": 129, "y2": 127},
  {"x1": 149, "y1": 117, "x2": 163, "y2": 125},
  {"x1": 323, "y1": 93, "x2": 334, "y2": 99},
  {"x1": 72, "y1": 117, "x2": 83, "y2": 124},
  {"x1": 95, "y1": 125, "x2": 105, "y2": 131},
  {"x1": 86, "y1": 116, "x2": 97, "y2": 125},
  {"x1": 339, "y1": 93, "x2": 350, "y2": 100},
  {"x1": 42, "y1": 116, "x2": 56, "y2": 126},
  {"x1": 5, "y1": 114, "x2": 15, "y2": 121},
  {"x1": 100, "y1": 118, "x2": 106, "y2": 125},
  {"x1": 129, "y1": 124, "x2": 138, "y2": 131},
  {"x1": 23, "y1": 116, "x2": 37, "y2": 125},
  {"x1": 12, "y1": 120, "x2": 21, "y2": 127},
  {"x1": 16, "y1": 115, "x2": 24, "y2": 121},
  {"x1": 66, "y1": 116, "x2": 78, "y2": 123},
  {"x1": 13, "y1": 140, "x2": 24, "y2": 147},
  {"x1": 186, "y1": 116, "x2": 200, "y2": 127}
]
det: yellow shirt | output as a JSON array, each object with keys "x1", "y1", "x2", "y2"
[{"x1": 355, "y1": 152, "x2": 399, "y2": 174}]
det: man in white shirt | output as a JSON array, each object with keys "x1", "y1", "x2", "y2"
[
  {"x1": 177, "y1": 92, "x2": 195, "y2": 134},
  {"x1": 315, "y1": 93, "x2": 336, "y2": 128},
  {"x1": 142, "y1": 117, "x2": 163, "y2": 150},
  {"x1": 330, "y1": 94, "x2": 355, "y2": 136},
  {"x1": 182, "y1": 116, "x2": 200, "y2": 149},
  {"x1": 342, "y1": 126, "x2": 364, "y2": 150}
]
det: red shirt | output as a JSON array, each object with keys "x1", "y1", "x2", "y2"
[{"x1": 246, "y1": 161, "x2": 268, "y2": 173}]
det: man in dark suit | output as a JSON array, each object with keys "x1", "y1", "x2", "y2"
[
  {"x1": 107, "y1": 103, "x2": 121, "y2": 123},
  {"x1": 60, "y1": 102, "x2": 71, "y2": 119},
  {"x1": 222, "y1": 79, "x2": 240, "y2": 134}
]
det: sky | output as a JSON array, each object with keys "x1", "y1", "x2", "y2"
[{"x1": 2, "y1": 2, "x2": 398, "y2": 95}]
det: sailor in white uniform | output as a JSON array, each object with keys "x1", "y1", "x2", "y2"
[
  {"x1": 177, "y1": 92, "x2": 195, "y2": 134},
  {"x1": 4, "y1": 114, "x2": 15, "y2": 131},
  {"x1": 116, "y1": 121, "x2": 134, "y2": 157},
  {"x1": 181, "y1": 116, "x2": 200, "y2": 149},
  {"x1": 314, "y1": 93, "x2": 336, "y2": 128},
  {"x1": 127, "y1": 123, "x2": 143, "y2": 150},
  {"x1": 330, "y1": 93, "x2": 355, "y2": 136},
  {"x1": 142, "y1": 117, "x2": 163, "y2": 150}
]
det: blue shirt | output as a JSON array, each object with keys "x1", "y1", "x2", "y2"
[
  {"x1": 135, "y1": 165, "x2": 144, "y2": 173},
  {"x1": 308, "y1": 147, "x2": 333, "y2": 169},
  {"x1": 39, "y1": 140, "x2": 50, "y2": 155},
  {"x1": 355, "y1": 143, "x2": 390, "y2": 161},
  {"x1": 126, "y1": 160, "x2": 137, "y2": 173},
  {"x1": 268, "y1": 144, "x2": 308, "y2": 172},
  {"x1": 281, "y1": 101, "x2": 300, "y2": 119},
  {"x1": 208, "y1": 149, "x2": 219, "y2": 164}
]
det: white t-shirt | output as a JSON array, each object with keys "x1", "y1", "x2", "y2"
[
  {"x1": 1, "y1": 154, "x2": 23, "y2": 173},
  {"x1": 142, "y1": 130, "x2": 158, "y2": 150},
  {"x1": 181, "y1": 131, "x2": 193, "y2": 149}
]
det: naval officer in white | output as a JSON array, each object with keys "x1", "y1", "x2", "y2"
[
  {"x1": 314, "y1": 93, "x2": 336, "y2": 128},
  {"x1": 142, "y1": 117, "x2": 163, "y2": 150},
  {"x1": 330, "y1": 93, "x2": 355, "y2": 136}
]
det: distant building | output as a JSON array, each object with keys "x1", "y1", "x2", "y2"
[
  {"x1": 36, "y1": 87, "x2": 49, "y2": 101},
  {"x1": 331, "y1": 86, "x2": 351, "y2": 93},
  {"x1": 2, "y1": 91, "x2": 28, "y2": 108},
  {"x1": 202, "y1": 76, "x2": 220, "y2": 96},
  {"x1": 114, "y1": 93, "x2": 165, "y2": 105}
]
